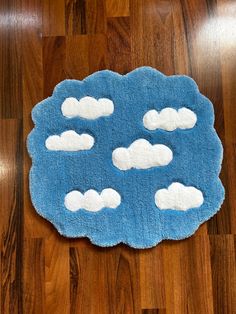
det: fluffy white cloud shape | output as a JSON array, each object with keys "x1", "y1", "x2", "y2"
[
  {"x1": 61, "y1": 96, "x2": 114, "y2": 119},
  {"x1": 45, "y1": 130, "x2": 94, "y2": 151},
  {"x1": 65, "y1": 188, "x2": 121, "y2": 212},
  {"x1": 155, "y1": 182, "x2": 204, "y2": 211},
  {"x1": 112, "y1": 138, "x2": 173, "y2": 170},
  {"x1": 143, "y1": 107, "x2": 197, "y2": 131}
]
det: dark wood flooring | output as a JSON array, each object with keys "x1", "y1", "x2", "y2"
[{"x1": 0, "y1": 0, "x2": 235, "y2": 313}]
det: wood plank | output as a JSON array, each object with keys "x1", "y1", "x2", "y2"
[
  {"x1": 65, "y1": 34, "x2": 107, "y2": 79},
  {"x1": 130, "y1": 0, "x2": 143, "y2": 68},
  {"x1": 45, "y1": 235, "x2": 70, "y2": 313},
  {"x1": 42, "y1": 0, "x2": 65, "y2": 36},
  {"x1": 43, "y1": 36, "x2": 66, "y2": 98},
  {"x1": 163, "y1": 236, "x2": 214, "y2": 314},
  {"x1": 106, "y1": 0, "x2": 130, "y2": 17},
  {"x1": 88, "y1": 34, "x2": 108, "y2": 73},
  {"x1": 65, "y1": 35, "x2": 89, "y2": 80},
  {"x1": 140, "y1": 0, "x2": 175, "y2": 74},
  {"x1": 171, "y1": 0, "x2": 189, "y2": 74},
  {"x1": 69, "y1": 245, "x2": 109, "y2": 313},
  {"x1": 70, "y1": 244, "x2": 141, "y2": 313},
  {"x1": 65, "y1": 0, "x2": 87, "y2": 35},
  {"x1": 22, "y1": 0, "x2": 53, "y2": 238},
  {"x1": 139, "y1": 245, "x2": 165, "y2": 309},
  {"x1": 66, "y1": 0, "x2": 106, "y2": 35},
  {"x1": 0, "y1": 119, "x2": 23, "y2": 313},
  {"x1": 23, "y1": 238, "x2": 45, "y2": 313},
  {"x1": 105, "y1": 246, "x2": 141, "y2": 313},
  {"x1": 0, "y1": 0, "x2": 22, "y2": 118},
  {"x1": 131, "y1": 0, "x2": 189, "y2": 74},
  {"x1": 86, "y1": 0, "x2": 106, "y2": 34},
  {"x1": 107, "y1": 17, "x2": 131, "y2": 73},
  {"x1": 209, "y1": 235, "x2": 236, "y2": 313}
]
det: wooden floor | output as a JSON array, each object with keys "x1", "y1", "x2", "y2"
[{"x1": 0, "y1": 0, "x2": 236, "y2": 313}]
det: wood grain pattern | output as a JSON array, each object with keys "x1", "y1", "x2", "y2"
[
  {"x1": 0, "y1": 0, "x2": 235, "y2": 313},
  {"x1": 163, "y1": 237, "x2": 214, "y2": 313},
  {"x1": 66, "y1": 0, "x2": 87, "y2": 35},
  {"x1": 22, "y1": 0, "x2": 52, "y2": 239},
  {"x1": 140, "y1": 246, "x2": 165, "y2": 309},
  {"x1": 107, "y1": 17, "x2": 131, "y2": 73},
  {"x1": 209, "y1": 235, "x2": 236, "y2": 313},
  {"x1": 106, "y1": 0, "x2": 130, "y2": 17},
  {"x1": 86, "y1": 0, "x2": 106, "y2": 34},
  {"x1": 23, "y1": 238, "x2": 45, "y2": 313},
  {"x1": 45, "y1": 235, "x2": 70, "y2": 313},
  {"x1": 69, "y1": 245, "x2": 109, "y2": 313},
  {"x1": 65, "y1": 35, "x2": 89, "y2": 79},
  {"x1": 43, "y1": 36, "x2": 67, "y2": 98},
  {"x1": 0, "y1": 0, "x2": 22, "y2": 119},
  {"x1": 43, "y1": 0, "x2": 65, "y2": 36},
  {"x1": 0, "y1": 120, "x2": 23, "y2": 313}
]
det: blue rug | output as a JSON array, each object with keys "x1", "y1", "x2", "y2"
[{"x1": 27, "y1": 67, "x2": 224, "y2": 248}]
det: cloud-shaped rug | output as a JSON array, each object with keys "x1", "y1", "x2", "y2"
[{"x1": 27, "y1": 67, "x2": 224, "y2": 248}]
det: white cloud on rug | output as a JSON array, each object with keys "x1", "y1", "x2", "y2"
[
  {"x1": 65, "y1": 188, "x2": 121, "y2": 212},
  {"x1": 61, "y1": 96, "x2": 114, "y2": 119},
  {"x1": 45, "y1": 130, "x2": 94, "y2": 151},
  {"x1": 143, "y1": 107, "x2": 197, "y2": 131},
  {"x1": 112, "y1": 138, "x2": 173, "y2": 170},
  {"x1": 155, "y1": 182, "x2": 204, "y2": 211}
]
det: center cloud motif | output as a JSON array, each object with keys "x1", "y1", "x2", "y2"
[
  {"x1": 112, "y1": 139, "x2": 173, "y2": 170},
  {"x1": 27, "y1": 67, "x2": 224, "y2": 248}
]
